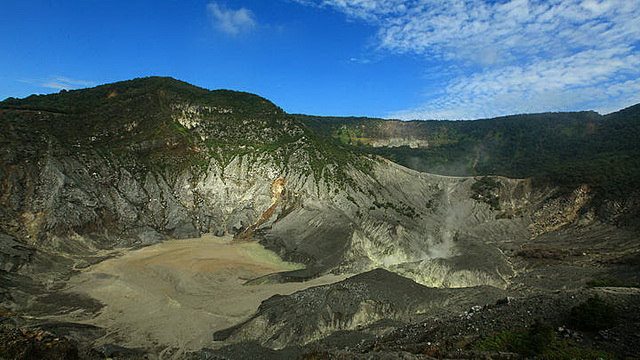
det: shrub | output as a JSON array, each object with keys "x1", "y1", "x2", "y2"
[
  {"x1": 520, "y1": 320, "x2": 555, "y2": 356},
  {"x1": 470, "y1": 176, "x2": 501, "y2": 210},
  {"x1": 569, "y1": 296, "x2": 617, "y2": 331},
  {"x1": 474, "y1": 319, "x2": 554, "y2": 356}
]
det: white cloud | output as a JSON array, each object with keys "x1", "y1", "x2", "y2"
[
  {"x1": 392, "y1": 47, "x2": 640, "y2": 119},
  {"x1": 306, "y1": 0, "x2": 639, "y2": 64},
  {"x1": 207, "y1": 2, "x2": 256, "y2": 36},
  {"x1": 349, "y1": 57, "x2": 371, "y2": 64},
  {"x1": 296, "y1": 0, "x2": 640, "y2": 118},
  {"x1": 20, "y1": 76, "x2": 97, "y2": 91}
]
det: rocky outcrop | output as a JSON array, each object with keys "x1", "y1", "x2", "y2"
[
  {"x1": 369, "y1": 138, "x2": 430, "y2": 148},
  {"x1": 0, "y1": 234, "x2": 32, "y2": 273},
  {"x1": 214, "y1": 269, "x2": 506, "y2": 349},
  {"x1": 529, "y1": 184, "x2": 594, "y2": 238}
]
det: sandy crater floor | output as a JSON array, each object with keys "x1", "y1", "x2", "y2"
[{"x1": 59, "y1": 235, "x2": 346, "y2": 353}]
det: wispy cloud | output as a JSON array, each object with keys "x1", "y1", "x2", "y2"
[
  {"x1": 296, "y1": 0, "x2": 640, "y2": 119},
  {"x1": 349, "y1": 57, "x2": 371, "y2": 64},
  {"x1": 394, "y1": 47, "x2": 640, "y2": 119},
  {"x1": 20, "y1": 76, "x2": 97, "y2": 91},
  {"x1": 207, "y1": 2, "x2": 257, "y2": 36}
]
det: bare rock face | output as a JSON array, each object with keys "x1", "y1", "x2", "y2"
[
  {"x1": 0, "y1": 141, "x2": 589, "y2": 289},
  {"x1": 0, "y1": 234, "x2": 32, "y2": 273},
  {"x1": 369, "y1": 137, "x2": 430, "y2": 148},
  {"x1": 529, "y1": 184, "x2": 594, "y2": 237}
]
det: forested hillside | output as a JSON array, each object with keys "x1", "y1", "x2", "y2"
[{"x1": 299, "y1": 105, "x2": 640, "y2": 202}]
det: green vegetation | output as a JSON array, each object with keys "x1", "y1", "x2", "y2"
[
  {"x1": 4, "y1": 77, "x2": 638, "y2": 202},
  {"x1": 474, "y1": 320, "x2": 554, "y2": 356},
  {"x1": 299, "y1": 105, "x2": 640, "y2": 206},
  {"x1": 0, "y1": 77, "x2": 374, "y2": 188},
  {"x1": 569, "y1": 296, "x2": 618, "y2": 331},
  {"x1": 474, "y1": 320, "x2": 617, "y2": 359},
  {"x1": 470, "y1": 176, "x2": 501, "y2": 210},
  {"x1": 371, "y1": 200, "x2": 419, "y2": 218},
  {"x1": 476, "y1": 296, "x2": 619, "y2": 358}
]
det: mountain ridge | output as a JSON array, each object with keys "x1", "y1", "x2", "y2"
[{"x1": 297, "y1": 104, "x2": 640, "y2": 215}]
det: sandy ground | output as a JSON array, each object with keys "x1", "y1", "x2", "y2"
[{"x1": 58, "y1": 234, "x2": 347, "y2": 355}]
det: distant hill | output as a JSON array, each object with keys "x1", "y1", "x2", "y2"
[{"x1": 298, "y1": 105, "x2": 640, "y2": 202}]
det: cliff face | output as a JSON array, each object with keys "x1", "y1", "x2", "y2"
[
  {"x1": 1, "y1": 141, "x2": 601, "y2": 294},
  {"x1": 369, "y1": 137, "x2": 430, "y2": 148},
  {"x1": 0, "y1": 146, "x2": 526, "y2": 284}
]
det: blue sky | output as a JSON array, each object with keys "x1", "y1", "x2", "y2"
[{"x1": 1, "y1": 0, "x2": 639, "y2": 120}]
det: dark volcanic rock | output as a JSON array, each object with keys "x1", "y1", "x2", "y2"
[
  {"x1": 0, "y1": 234, "x2": 33, "y2": 273},
  {"x1": 36, "y1": 322, "x2": 105, "y2": 347},
  {"x1": 256, "y1": 209, "x2": 354, "y2": 281},
  {"x1": 358, "y1": 287, "x2": 640, "y2": 360},
  {"x1": 0, "y1": 328, "x2": 80, "y2": 360},
  {"x1": 89, "y1": 343, "x2": 149, "y2": 359},
  {"x1": 214, "y1": 269, "x2": 506, "y2": 349},
  {"x1": 188, "y1": 341, "x2": 303, "y2": 360}
]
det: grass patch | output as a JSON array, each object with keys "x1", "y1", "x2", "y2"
[{"x1": 474, "y1": 319, "x2": 554, "y2": 357}]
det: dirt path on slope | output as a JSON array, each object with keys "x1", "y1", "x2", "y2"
[{"x1": 57, "y1": 234, "x2": 347, "y2": 355}]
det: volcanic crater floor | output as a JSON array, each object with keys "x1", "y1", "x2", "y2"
[{"x1": 53, "y1": 235, "x2": 347, "y2": 354}]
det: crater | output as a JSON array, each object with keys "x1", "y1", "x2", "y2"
[{"x1": 56, "y1": 234, "x2": 347, "y2": 352}]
